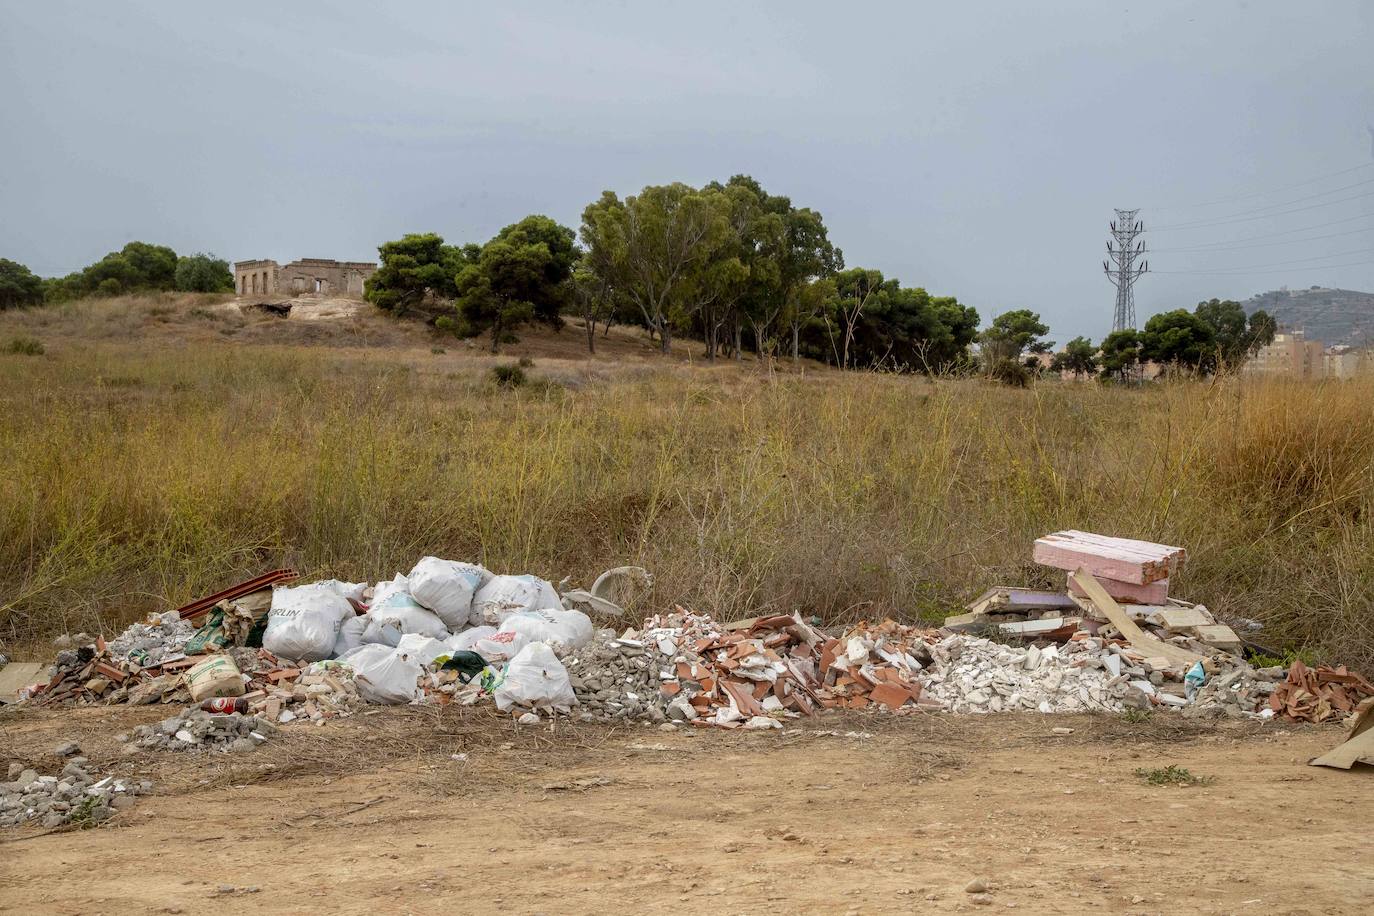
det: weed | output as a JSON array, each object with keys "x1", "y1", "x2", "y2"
[
  {"x1": 3, "y1": 335, "x2": 45, "y2": 356},
  {"x1": 431, "y1": 347, "x2": 446, "y2": 355},
  {"x1": 1249, "y1": 646, "x2": 1322, "y2": 669},
  {"x1": 1134, "y1": 765, "x2": 1213, "y2": 787},
  {"x1": 0, "y1": 332, "x2": 1372, "y2": 668},
  {"x1": 490, "y1": 364, "x2": 526, "y2": 388},
  {"x1": 1120, "y1": 708, "x2": 1153, "y2": 724},
  {"x1": 517, "y1": 355, "x2": 535, "y2": 368},
  {"x1": 66, "y1": 795, "x2": 101, "y2": 828}
]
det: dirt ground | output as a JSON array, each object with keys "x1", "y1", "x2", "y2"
[{"x1": 1, "y1": 706, "x2": 1369, "y2": 915}]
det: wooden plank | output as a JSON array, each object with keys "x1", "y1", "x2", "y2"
[
  {"x1": 0, "y1": 662, "x2": 46, "y2": 700},
  {"x1": 1150, "y1": 606, "x2": 1215, "y2": 631},
  {"x1": 1035, "y1": 531, "x2": 1184, "y2": 584},
  {"x1": 1190, "y1": 624, "x2": 1241, "y2": 652},
  {"x1": 997, "y1": 616, "x2": 1082, "y2": 636},
  {"x1": 963, "y1": 587, "x2": 1079, "y2": 613},
  {"x1": 1069, "y1": 568, "x2": 1201, "y2": 669},
  {"x1": 1067, "y1": 573, "x2": 1169, "y2": 605}
]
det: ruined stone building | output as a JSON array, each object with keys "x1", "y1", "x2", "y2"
[{"x1": 233, "y1": 258, "x2": 377, "y2": 298}]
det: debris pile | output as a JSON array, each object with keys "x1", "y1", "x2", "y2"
[
  {"x1": 1269, "y1": 661, "x2": 1374, "y2": 723},
  {"x1": 921, "y1": 634, "x2": 1133, "y2": 714},
  {"x1": 6, "y1": 533, "x2": 1371, "y2": 736},
  {"x1": 1, "y1": 745, "x2": 151, "y2": 828},
  {"x1": 107, "y1": 611, "x2": 196, "y2": 666},
  {"x1": 125, "y1": 708, "x2": 276, "y2": 753},
  {"x1": 945, "y1": 530, "x2": 1282, "y2": 719}
]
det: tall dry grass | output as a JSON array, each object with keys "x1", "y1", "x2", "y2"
[{"x1": 1, "y1": 341, "x2": 1371, "y2": 666}]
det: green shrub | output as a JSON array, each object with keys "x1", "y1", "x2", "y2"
[
  {"x1": 490, "y1": 364, "x2": 527, "y2": 388},
  {"x1": 3, "y1": 336, "x2": 45, "y2": 356}
]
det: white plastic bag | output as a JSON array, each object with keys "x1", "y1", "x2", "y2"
[
  {"x1": 446, "y1": 626, "x2": 497, "y2": 653},
  {"x1": 471, "y1": 629, "x2": 529, "y2": 663},
  {"x1": 263, "y1": 581, "x2": 361, "y2": 662},
  {"x1": 332, "y1": 614, "x2": 368, "y2": 657},
  {"x1": 367, "y1": 574, "x2": 450, "y2": 639},
  {"x1": 494, "y1": 642, "x2": 577, "y2": 711},
  {"x1": 396, "y1": 633, "x2": 451, "y2": 668},
  {"x1": 496, "y1": 608, "x2": 594, "y2": 656},
  {"x1": 471, "y1": 574, "x2": 564, "y2": 626},
  {"x1": 338, "y1": 644, "x2": 422, "y2": 704},
  {"x1": 408, "y1": 557, "x2": 490, "y2": 628}
]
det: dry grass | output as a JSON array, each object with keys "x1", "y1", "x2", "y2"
[{"x1": 1, "y1": 299, "x2": 1372, "y2": 668}]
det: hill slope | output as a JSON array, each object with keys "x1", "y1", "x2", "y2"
[{"x1": 1244, "y1": 286, "x2": 1374, "y2": 346}]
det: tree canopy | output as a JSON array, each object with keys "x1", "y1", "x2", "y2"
[
  {"x1": 1192, "y1": 298, "x2": 1277, "y2": 368},
  {"x1": 45, "y1": 241, "x2": 179, "y2": 301},
  {"x1": 0, "y1": 259, "x2": 45, "y2": 310},
  {"x1": 1140, "y1": 309, "x2": 1217, "y2": 372},
  {"x1": 1052, "y1": 336, "x2": 1098, "y2": 379},
  {"x1": 1099, "y1": 329, "x2": 1142, "y2": 382},
  {"x1": 979, "y1": 309, "x2": 1052, "y2": 364},
  {"x1": 365, "y1": 233, "x2": 477, "y2": 314},
  {"x1": 173, "y1": 253, "x2": 234, "y2": 293},
  {"x1": 452, "y1": 215, "x2": 577, "y2": 352}
]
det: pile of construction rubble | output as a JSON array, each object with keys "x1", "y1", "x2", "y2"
[
  {"x1": 5, "y1": 533, "x2": 1372, "y2": 735},
  {"x1": 125, "y1": 707, "x2": 277, "y2": 753},
  {"x1": 0, "y1": 744, "x2": 151, "y2": 828}
]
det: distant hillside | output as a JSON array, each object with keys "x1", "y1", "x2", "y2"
[{"x1": 1244, "y1": 287, "x2": 1374, "y2": 346}]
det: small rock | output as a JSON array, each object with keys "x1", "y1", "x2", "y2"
[
  {"x1": 965, "y1": 878, "x2": 989, "y2": 894},
  {"x1": 52, "y1": 634, "x2": 74, "y2": 649},
  {"x1": 517, "y1": 712, "x2": 541, "y2": 726},
  {"x1": 1051, "y1": 727, "x2": 1074, "y2": 736},
  {"x1": 228, "y1": 738, "x2": 257, "y2": 754},
  {"x1": 54, "y1": 741, "x2": 82, "y2": 757},
  {"x1": 969, "y1": 893, "x2": 994, "y2": 906}
]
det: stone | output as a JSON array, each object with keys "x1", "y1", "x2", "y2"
[
  {"x1": 965, "y1": 878, "x2": 989, "y2": 894},
  {"x1": 969, "y1": 893, "x2": 994, "y2": 905},
  {"x1": 228, "y1": 738, "x2": 257, "y2": 754},
  {"x1": 54, "y1": 741, "x2": 81, "y2": 757},
  {"x1": 6, "y1": 762, "x2": 21, "y2": 781}
]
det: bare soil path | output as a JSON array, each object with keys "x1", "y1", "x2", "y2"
[{"x1": 1, "y1": 706, "x2": 1369, "y2": 915}]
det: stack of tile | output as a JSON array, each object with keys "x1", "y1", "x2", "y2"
[{"x1": 947, "y1": 530, "x2": 1245, "y2": 670}]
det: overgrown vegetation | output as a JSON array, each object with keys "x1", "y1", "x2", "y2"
[
  {"x1": 38, "y1": 242, "x2": 233, "y2": 301},
  {"x1": 2, "y1": 335, "x2": 45, "y2": 356},
  {"x1": 1, "y1": 342, "x2": 1371, "y2": 671}
]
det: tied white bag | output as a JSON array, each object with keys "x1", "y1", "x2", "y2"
[
  {"x1": 408, "y1": 557, "x2": 490, "y2": 629},
  {"x1": 494, "y1": 642, "x2": 577, "y2": 711},
  {"x1": 263, "y1": 580, "x2": 363, "y2": 662},
  {"x1": 496, "y1": 609, "x2": 593, "y2": 656},
  {"x1": 332, "y1": 614, "x2": 368, "y2": 657},
  {"x1": 338, "y1": 644, "x2": 423, "y2": 704},
  {"x1": 446, "y1": 626, "x2": 497, "y2": 654},
  {"x1": 395, "y1": 633, "x2": 451, "y2": 667},
  {"x1": 471, "y1": 574, "x2": 564, "y2": 626},
  {"x1": 367, "y1": 574, "x2": 449, "y2": 639}
]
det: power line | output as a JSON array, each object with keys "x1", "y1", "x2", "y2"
[
  {"x1": 1153, "y1": 258, "x2": 1374, "y2": 275},
  {"x1": 1152, "y1": 180, "x2": 1374, "y2": 231},
  {"x1": 1148, "y1": 216, "x2": 1374, "y2": 252},
  {"x1": 1153, "y1": 246, "x2": 1374, "y2": 272},
  {"x1": 1151, "y1": 161, "x2": 1374, "y2": 212}
]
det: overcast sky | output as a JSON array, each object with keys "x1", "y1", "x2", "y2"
[{"x1": 3, "y1": 1, "x2": 1372, "y2": 340}]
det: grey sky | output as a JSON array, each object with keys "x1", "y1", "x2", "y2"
[{"x1": 3, "y1": 0, "x2": 1371, "y2": 341}]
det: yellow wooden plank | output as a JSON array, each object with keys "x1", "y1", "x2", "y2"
[{"x1": 1069, "y1": 568, "x2": 1202, "y2": 669}]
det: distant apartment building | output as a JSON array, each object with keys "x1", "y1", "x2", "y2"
[
  {"x1": 1323, "y1": 344, "x2": 1366, "y2": 380},
  {"x1": 1246, "y1": 330, "x2": 1371, "y2": 380},
  {"x1": 1247, "y1": 330, "x2": 1326, "y2": 380}
]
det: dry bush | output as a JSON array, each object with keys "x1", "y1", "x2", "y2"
[{"x1": 0, "y1": 341, "x2": 1371, "y2": 668}]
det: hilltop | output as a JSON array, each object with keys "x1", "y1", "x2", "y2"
[{"x1": 1243, "y1": 286, "x2": 1374, "y2": 346}]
